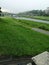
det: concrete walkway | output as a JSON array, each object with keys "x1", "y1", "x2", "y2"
[
  {"x1": 32, "y1": 51, "x2": 49, "y2": 65},
  {"x1": 32, "y1": 28, "x2": 49, "y2": 35}
]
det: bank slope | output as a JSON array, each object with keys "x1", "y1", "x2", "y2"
[{"x1": 0, "y1": 17, "x2": 49, "y2": 56}]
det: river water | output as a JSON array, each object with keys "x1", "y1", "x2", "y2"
[{"x1": 14, "y1": 17, "x2": 49, "y2": 24}]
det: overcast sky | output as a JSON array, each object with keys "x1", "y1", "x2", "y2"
[{"x1": 0, "y1": 0, "x2": 49, "y2": 13}]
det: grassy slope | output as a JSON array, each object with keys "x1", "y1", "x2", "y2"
[
  {"x1": 33, "y1": 16, "x2": 49, "y2": 21},
  {"x1": 13, "y1": 19, "x2": 49, "y2": 31},
  {"x1": 0, "y1": 17, "x2": 49, "y2": 56},
  {"x1": 24, "y1": 16, "x2": 49, "y2": 21}
]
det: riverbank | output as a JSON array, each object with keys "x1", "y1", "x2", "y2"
[
  {"x1": 0, "y1": 17, "x2": 49, "y2": 57},
  {"x1": 23, "y1": 16, "x2": 49, "y2": 21},
  {"x1": 14, "y1": 17, "x2": 49, "y2": 31}
]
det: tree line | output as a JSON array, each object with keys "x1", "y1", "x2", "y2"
[
  {"x1": 28, "y1": 10, "x2": 49, "y2": 16},
  {"x1": 17, "y1": 10, "x2": 49, "y2": 16}
]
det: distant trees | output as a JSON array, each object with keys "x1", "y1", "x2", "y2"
[
  {"x1": 45, "y1": 7, "x2": 49, "y2": 16},
  {"x1": 28, "y1": 10, "x2": 47, "y2": 16},
  {"x1": 18, "y1": 9, "x2": 49, "y2": 17}
]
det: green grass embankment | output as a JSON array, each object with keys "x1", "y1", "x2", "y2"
[{"x1": 0, "y1": 17, "x2": 49, "y2": 56}]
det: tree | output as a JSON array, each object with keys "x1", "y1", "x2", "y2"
[{"x1": 0, "y1": 7, "x2": 2, "y2": 16}]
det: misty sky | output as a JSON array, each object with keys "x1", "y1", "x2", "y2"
[{"x1": 0, "y1": 0, "x2": 49, "y2": 13}]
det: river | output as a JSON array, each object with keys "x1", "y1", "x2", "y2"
[{"x1": 14, "y1": 17, "x2": 49, "y2": 24}]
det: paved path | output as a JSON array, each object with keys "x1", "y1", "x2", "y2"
[
  {"x1": 15, "y1": 17, "x2": 49, "y2": 24},
  {"x1": 32, "y1": 28, "x2": 49, "y2": 35},
  {"x1": 32, "y1": 51, "x2": 49, "y2": 65}
]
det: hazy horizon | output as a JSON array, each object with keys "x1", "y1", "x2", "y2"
[{"x1": 0, "y1": 0, "x2": 49, "y2": 13}]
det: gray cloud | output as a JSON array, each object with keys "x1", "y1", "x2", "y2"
[{"x1": 0, "y1": 0, "x2": 49, "y2": 13}]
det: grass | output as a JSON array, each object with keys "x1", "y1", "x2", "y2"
[
  {"x1": 33, "y1": 16, "x2": 49, "y2": 21},
  {"x1": 24, "y1": 16, "x2": 49, "y2": 21},
  {"x1": 13, "y1": 18, "x2": 49, "y2": 31},
  {"x1": 0, "y1": 17, "x2": 49, "y2": 57}
]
